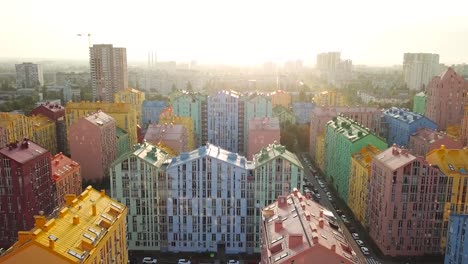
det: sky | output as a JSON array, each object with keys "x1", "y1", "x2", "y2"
[{"x1": 2, "y1": 0, "x2": 468, "y2": 66}]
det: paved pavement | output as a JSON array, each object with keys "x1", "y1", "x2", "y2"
[{"x1": 129, "y1": 251, "x2": 260, "y2": 264}]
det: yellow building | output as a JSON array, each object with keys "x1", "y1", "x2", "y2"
[
  {"x1": 0, "y1": 113, "x2": 32, "y2": 148},
  {"x1": 445, "y1": 124, "x2": 460, "y2": 140},
  {"x1": 270, "y1": 90, "x2": 291, "y2": 108},
  {"x1": 313, "y1": 90, "x2": 346, "y2": 107},
  {"x1": 348, "y1": 145, "x2": 381, "y2": 227},
  {"x1": 159, "y1": 107, "x2": 195, "y2": 150},
  {"x1": 114, "y1": 88, "x2": 145, "y2": 126},
  {"x1": 315, "y1": 132, "x2": 325, "y2": 172},
  {"x1": 65, "y1": 101, "x2": 138, "y2": 145},
  {"x1": 0, "y1": 186, "x2": 127, "y2": 264},
  {"x1": 31, "y1": 114, "x2": 57, "y2": 154},
  {"x1": 426, "y1": 145, "x2": 468, "y2": 250}
]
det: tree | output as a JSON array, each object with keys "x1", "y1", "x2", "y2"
[{"x1": 186, "y1": 81, "x2": 193, "y2": 92}]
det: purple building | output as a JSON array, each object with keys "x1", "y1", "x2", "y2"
[{"x1": 367, "y1": 144, "x2": 446, "y2": 257}]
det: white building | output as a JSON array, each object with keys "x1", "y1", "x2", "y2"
[
  {"x1": 15, "y1": 62, "x2": 44, "y2": 89},
  {"x1": 403, "y1": 53, "x2": 440, "y2": 91}
]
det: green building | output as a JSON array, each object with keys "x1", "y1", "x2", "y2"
[
  {"x1": 242, "y1": 92, "x2": 273, "y2": 151},
  {"x1": 413, "y1": 91, "x2": 426, "y2": 115},
  {"x1": 324, "y1": 115, "x2": 387, "y2": 202},
  {"x1": 116, "y1": 127, "x2": 130, "y2": 158},
  {"x1": 272, "y1": 105, "x2": 296, "y2": 125}
]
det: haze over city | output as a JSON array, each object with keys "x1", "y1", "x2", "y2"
[{"x1": 2, "y1": 0, "x2": 468, "y2": 66}]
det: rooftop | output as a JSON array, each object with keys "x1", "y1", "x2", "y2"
[
  {"x1": 254, "y1": 142, "x2": 302, "y2": 169},
  {"x1": 35, "y1": 102, "x2": 65, "y2": 113},
  {"x1": 51, "y1": 153, "x2": 80, "y2": 181},
  {"x1": 327, "y1": 116, "x2": 373, "y2": 143},
  {"x1": 262, "y1": 190, "x2": 356, "y2": 264},
  {"x1": 144, "y1": 123, "x2": 186, "y2": 142},
  {"x1": 0, "y1": 140, "x2": 48, "y2": 164},
  {"x1": 83, "y1": 111, "x2": 114, "y2": 127},
  {"x1": 114, "y1": 142, "x2": 170, "y2": 168},
  {"x1": 426, "y1": 145, "x2": 468, "y2": 176},
  {"x1": 374, "y1": 144, "x2": 415, "y2": 171},
  {"x1": 30, "y1": 114, "x2": 54, "y2": 129},
  {"x1": 0, "y1": 113, "x2": 27, "y2": 127},
  {"x1": 411, "y1": 128, "x2": 448, "y2": 143},
  {"x1": 382, "y1": 107, "x2": 425, "y2": 124},
  {"x1": 312, "y1": 106, "x2": 380, "y2": 117},
  {"x1": 352, "y1": 145, "x2": 381, "y2": 168}
]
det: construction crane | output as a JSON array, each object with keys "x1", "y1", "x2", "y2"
[{"x1": 77, "y1": 33, "x2": 92, "y2": 47}]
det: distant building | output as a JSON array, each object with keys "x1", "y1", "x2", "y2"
[
  {"x1": 408, "y1": 128, "x2": 462, "y2": 157},
  {"x1": 247, "y1": 117, "x2": 280, "y2": 160},
  {"x1": 413, "y1": 92, "x2": 426, "y2": 115},
  {"x1": 260, "y1": 191, "x2": 357, "y2": 264},
  {"x1": 69, "y1": 111, "x2": 117, "y2": 182},
  {"x1": 89, "y1": 44, "x2": 128, "y2": 102},
  {"x1": 444, "y1": 214, "x2": 468, "y2": 264},
  {"x1": 403, "y1": 53, "x2": 440, "y2": 91},
  {"x1": 269, "y1": 90, "x2": 291, "y2": 108},
  {"x1": 324, "y1": 116, "x2": 387, "y2": 201},
  {"x1": 368, "y1": 145, "x2": 445, "y2": 257},
  {"x1": 382, "y1": 107, "x2": 437, "y2": 147},
  {"x1": 142, "y1": 100, "x2": 167, "y2": 127},
  {"x1": 114, "y1": 88, "x2": 145, "y2": 126},
  {"x1": 144, "y1": 123, "x2": 187, "y2": 155},
  {"x1": 0, "y1": 140, "x2": 57, "y2": 249},
  {"x1": 170, "y1": 90, "x2": 206, "y2": 146},
  {"x1": 313, "y1": 90, "x2": 346, "y2": 107},
  {"x1": 50, "y1": 153, "x2": 82, "y2": 207},
  {"x1": 55, "y1": 71, "x2": 90, "y2": 86},
  {"x1": 291, "y1": 102, "x2": 315, "y2": 125},
  {"x1": 426, "y1": 67, "x2": 468, "y2": 131},
  {"x1": 0, "y1": 187, "x2": 128, "y2": 264},
  {"x1": 15, "y1": 62, "x2": 43, "y2": 89},
  {"x1": 316, "y1": 52, "x2": 352, "y2": 87}
]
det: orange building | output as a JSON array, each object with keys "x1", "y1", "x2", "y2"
[
  {"x1": 0, "y1": 186, "x2": 128, "y2": 264},
  {"x1": 270, "y1": 90, "x2": 291, "y2": 108},
  {"x1": 51, "y1": 153, "x2": 82, "y2": 207}
]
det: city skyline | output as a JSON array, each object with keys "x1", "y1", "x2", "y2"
[{"x1": 1, "y1": 0, "x2": 468, "y2": 66}]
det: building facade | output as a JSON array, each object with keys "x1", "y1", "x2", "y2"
[
  {"x1": 269, "y1": 90, "x2": 291, "y2": 108},
  {"x1": 170, "y1": 90, "x2": 206, "y2": 146},
  {"x1": 313, "y1": 90, "x2": 346, "y2": 107},
  {"x1": 30, "y1": 114, "x2": 57, "y2": 155},
  {"x1": 444, "y1": 214, "x2": 468, "y2": 264},
  {"x1": 31, "y1": 102, "x2": 67, "y2": 154},
  {"x1": 15, "y1": 62, "x2": 43, "y2": 89},
  {"x1": 291, "y1": 102, "x2": 315, "y2": 125},
  {"x1": 409, "y1": 128, "x2": 462, "y2": 157},
  {"x1": 116, "y1": 127, "x2": 130, "y2": 158},
  {"x1": 403, "y1": 53, "x2": 440, "y2": 91},
  {"x1": 0, "y1": 113, "x2": 32, "y2": 149},
  {"x1": 247, "y1": 118, "x2": 280, "y2": 160},
  {"x1": 413, "y1": 92, "x2": 426, "y2": 115},
  {"x1": 382, "y1": 107, "x2": 437, "y2": 148},
  {"x1": 243, "y1": 93, "x2": 273, "y2": 151},
  {"x1": 368, "y1": 145, "x2": 446, "y2": 257},
  {"x1": 272, "y1": 105, "x2": 295, "y2": 125},
  {"x1": 114, "y1": 88, "x2": 145, "y2": 126},
  {"x1": 159, "y1": 107, "x2": 195, "y2": 151},
  {"x1": 0, "y1": 187, "x2": 128, "y2": 264},
  {"x1": 144, "y1": 123, "x2": 188, "y2": 155},
  {"x1": 50, "y1": 153, "x2": 82, "y2": 208},
  {"x1": 324, "y1": 116, "x2": 387, "y2": 201},
  {"x1": 0, "y1": 140, "x2": 57, "y2": 249},
  {"x1": 69, "y1": 111, "x2": 117, "y2": 182},
  {"x1": 142, "y1": 101, "x2": 167, "y2": 127},
  {"x1": 89, "y1": 44, "x2": 128, "y2": 102}
]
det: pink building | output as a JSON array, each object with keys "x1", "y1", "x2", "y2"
[
  {"x1": 69, "y1": 111, "x2": 116, "y2": 182},
  {"x1": 30, "y1": 102, "x2": 65, "y2": 121},
  {"x1": 426, "y1": 67, "x2": 468, "y2": 130},
  {"x1": 409, "y1": 127, "x2": 462, "y2": 157},
  {"x1": 51, "y1": 152, "x2": 82, "y2": 207},
  {"x1": 144, "y1": 123, "x2": 187, "y2": 155},
  {"x1": 367, "y1": 145, "x2": 445, "y2": 257},
  {"x1": 261, "y1": 190, "x2": 357, "y2": 264},
  {"x1": 247, "y1": 117, "x2": 280, "y2": 160},
  {"x1": 309, "y1": 106, "x2": 382, "y2": 163}
]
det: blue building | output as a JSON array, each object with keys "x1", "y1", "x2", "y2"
[
  {"x1": 382, "y1": 107, "x2": 437, "y2": 147},
  {"x1": 142, "y1": 100, "x2": 167, "y2": 127},
  {"x1": 291, "y1": 102, "x2": 315, "y2": 124},
  {"x1": 445, "y1": 214, "x2": 468, "y2": 264}
]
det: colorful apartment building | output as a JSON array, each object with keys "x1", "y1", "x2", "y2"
[
  {"x1": 409, "y1": 128, "x2": 462, "y2": 157},
  {"x1": 116, "y1": 127, "x2": 130, "y2": 158},
  {"x1": 69, "y1": 111, "x2": 117, "y2": 182},
  {"x1": 243, "y1": 92, "x2": 273, "y2": 151},
  {"x1": 324, "y1": 116, "x2": 387, "y2": 201},
  {"x1": 170, "y1": 90, "x2": 206, "y2": 146},
  {"x1": 444, "y1": 214, "x2": 468, "y2": 264},
  {"x1": 159, "y1": 106, "x2": 194, "y2": 150},
  {"x1": 252, "y1": 143, "x2": 304, "y2": 253},
  {"x1": 272, "y1": 105, "x2": 295, "y2": 125},
  {"x1": 110, "y1": 143, "x2": 170, "y2": 251},
  {"x1": 315, "y1": 132, "x2": 326, "y2": 172},
  {"x1": 313, "y1": 90, "x2": 346, "y2": 107},
  {"x1": 426, "y1": 146, "x2": 468, "y2": 251},
  {"x1": 114, "y1": 88, "x2": 145, "y2": 126},
  {"x1": 348, "y1": 145, "x2": 381, "y2": 227},
  {"x1": 382, "y1": 107, "x2": 437, "y2": 147},
  {"x1": 31, "y1": 102, "x2": 67, "y2": 154},
  {"x1": 260, "y1": 191, "x2": 357, "y2": 264},
  {"x1": 0, "y1": 187, "x2": 128, "y2": 264},
  {"x1": 0, "y1": 140, "x2": 57, "y2": 249},
  {"x1": 309, "y1": 106, "x2": 383, "y2": 166},
  {"x1": 247, "y1": 117, "x2": 280, "y2": 160},
  {"x1": 51, "y1": 153, "x2": 82, "y2": 208},
  {"x1": 0, "y1": 113, "x2": 32, "y2": 149},
  {"x1": 144, "y1": 123, "x2": 187, "y2": 155},
  {"x1": 426, "y1": 68, "x2": 468, "y2": 131},
  {"x1": 413, "y1": 92, "x2": 426, "y2": 115},
  {"x1": 291, "y1": 102, "x2": 315, "y2": 125},
  {"x1": 65, "y1": 101, "x2": 137, "y2": 146},
  {"x1": 142, "y1": 100, "x2": 167, "y2": 127},
  {"x1": 269, "y1": 90, "x2": 291, "y2": 108},
  {"x1": 368, "y1": 145, "x2": 446, "y2": 257},
  {"x1": 30, "y1": 114, "x2": 57, "y2": 154}
]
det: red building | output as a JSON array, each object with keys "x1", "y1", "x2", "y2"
[
  {"x1": 51, "y1": 153, "x2": 82, "y2": 207},
  {"x1": 0, "y1": 139, "x2": 58, "y2": 249},
  {"x1": 31, "y1": 102, "x2": 67, "y2": 154}
]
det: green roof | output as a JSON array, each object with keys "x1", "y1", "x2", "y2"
[{"x1": 254, "y1": 142, "x2": 303, "y2": 169}]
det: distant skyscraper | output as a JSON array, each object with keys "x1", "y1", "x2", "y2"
[
  {"x1": 89, "y1": 44, "x2": 128, "y2": 102},
  {"x1": 403, "y1": 53, "x2": 439, "y2": 91},
  {"x1": 316, "y1": 52, "x2": 352, "y2": 87},
  {"x1": 15, "y1": 62, "x2": 43, "y2": 89}
]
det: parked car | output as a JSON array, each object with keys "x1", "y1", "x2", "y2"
[
  {"x1": 227, "y1": 260, "x2": 240, "y2": 264},
  {"x1": 352, "y1": 233, "x2": 360, "y2": 240},
  {"x1": 312, "y1": 187, "x2": 319, "y2": 193},
  {"x1": 356, "y1": 240, "x2": 365, "y2": 246},
  {"x1": 142, "y1": 257, "x2": 157, "y2": 264},
  {"x1": 361, "y1": 247, "x2": 370, "y2": 255},
  {"x1": 314, "y1": 193, "x2": 321, "y2": 199},
  {"x1": 178, "y1": 259, "x2": 191, "y2": 264}
]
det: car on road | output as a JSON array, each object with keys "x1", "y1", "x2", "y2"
[
  {"x1": 178, "y1": 259, "x2": 191, "y2": 264},
  {"x1": 314, "y1": 193, "x2": 321, "y2": 199},
  {"x1": 314, "y1": 175, "x2": 319, "y2": 179},
  {"x1": 356, "y1": 240, "x2": 364, "y2": 246},
  {"x1": 360, "y1": 247, "x2": 370, "y2": 255},
  {"x1": 304, "y1": 183, "x2": 314, "y2": 188},
  {"x1": 227, "y1": 260, "x2": 240, "y2": 264},
  {"x1": 352, "y1": 233, "x2": 360, "y2": 240},
  {"x1": 312, "y1": 187, "x2": 319, "y2": 193},
  {"x1": 142, "y1": 257, "x2": 157, "y2": 264},
  {"x1": 323, "y1": 187, "x2": 329, "y2": 193}
]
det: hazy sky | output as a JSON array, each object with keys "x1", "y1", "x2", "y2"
[{"x1": 2, "y1": 0, "x2": 468, "y2": 66}]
